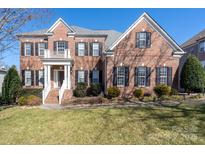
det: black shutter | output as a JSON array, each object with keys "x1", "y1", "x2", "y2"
[
  {"x1": 75, "y1": 42, "x2": 78, "y2": 56},
  {"x1": 134, "y1": 67, "x2": 138, "y2": 86},
  {"x1": 21, "y1": 43, "x2": 24, "y2": 56},
  {"x1": 156, "y1": 67, "x2": 160, "y2": 85},
  {"x1": 146, "y1": 32, "x2": 151, "y2": 48},
  {"x1": 75, "y1": 70, "x2": 78, "y2": 85},
  {"x1": 21, "y1": 70, "x2": 25, "y2": 85},
  {"x1": 146, "y1": 67, "x2": 151, "y2": 87},
  {"x1": 31, "y1": 70, "x2": 34, "y2": 86},
  {"x1": 30, "y1": 43, "x2": 34, "y2": 56},
  {"x1": 90, "y1": 43, "x2": 93, "y2": 56},
  {"x1": 136, "y1": 32, "x2": 140, "y2": 48},
  {"x1": 167, "y1": 67, "x2": 172, "y2": 86},
  {"x1": 85, "y1": 42, "x2": 88, "y2": 56},
  {"x1": 36, "y1": 70, "x2": 39, "y2": 86},
  {"x1": 99, "y1": 42, "x2": 102, "y2": 56},
  {"x1": 113, "y1": 67, "x2": 117, "y2": 86},
  {"x1": 65, "y1": 41, "x2": 68, "y2": 49},
  {"x1": 84, "y1": 70, "x2": 88, "y2": 84},
  {"x1": 35, "y1": 43, "x2": 38, "y2": 56},
  {"x1": 125, "y1": 67, "x2": 129, "y2": 87},
  {"x1": 89, "y1": 70, "x2": 93, "y2": 83},
  {"x1": 45, "y1": 42, "x2": 48, "y2": 49},
  {"x1": 54, "y1": 41, "x2": 57, "y2": 51},
  {"x1": 99, "y1": 70, "x2": 102, "y2": 84}
]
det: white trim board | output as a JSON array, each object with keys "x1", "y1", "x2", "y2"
[
  {"x1": 109, "y1": 12, "x2": 185, "y2": 55},
  {"x1": 46, "y1": 18, "x2": 75, "y2": 34}
]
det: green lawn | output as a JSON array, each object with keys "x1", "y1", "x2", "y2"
[{"x1": 0, "y1": 103, "x2": 205, "y2": 144}]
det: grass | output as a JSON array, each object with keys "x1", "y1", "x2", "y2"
[{"x1": 0, "y1": 103, "x2": 205, "y2": 144}]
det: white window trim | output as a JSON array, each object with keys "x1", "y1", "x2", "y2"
[
  {"x1": 117, "y1": 67, "x2": 125, "y2": 87},
  {"x1": 38, "y1": 43, "x2": 45, "y2": 56},
  {"x1": 78, "y1": 43, "x2": 85, "y2": 56},
  {"x1": 159, "y1": 67, "x2": 168, "y2": 84},
  {"x1": 38, "y1": 70, "x2": 44, "y2": 86},
  {"x1": 78, "y1": 70, "x2": 85, "y2": 83},
  {"x1": 56, "y1": 41, "x2": 66, "y2": 55},
  {"x1": 25, "y1": 70, "x2": 31, "y2": 86},
  {"x1": 138, "y1": 32, "x2": 147, "y2": 48},
  {"x1": 137, "y1": 67, "x2": 146, "y2": 87},
  {"x1": 24, "y1": 43, "x2": 31, "y2": 56},
  {"x1": 92, "y1": 43, "x2": 100, "y2": 56}
]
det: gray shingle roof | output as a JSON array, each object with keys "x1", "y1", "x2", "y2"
[
  {"x1": 181, "y1": 29, "x2": 205, "y2": 48},
  {"x1": 18, "y1": 26, "x2": 122, "y2": 49}
]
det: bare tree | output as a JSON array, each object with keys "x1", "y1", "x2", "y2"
[{"x1": 0, "y1": 8, "x2": 51, "y2": 59}]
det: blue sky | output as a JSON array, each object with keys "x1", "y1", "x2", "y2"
[{"x1": 3, "y1": 8, "x2": 205, "y2": 69}]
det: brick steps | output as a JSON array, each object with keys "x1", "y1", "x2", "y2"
[
  {"x1": 61, "y1": 90, "x2": 73, "y2": 104},
  {"x1": 45, "y1": 89, "x2": 59, "y2": 104}
]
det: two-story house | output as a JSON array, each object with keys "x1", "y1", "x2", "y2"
[
  {"x1": 17, "y1": 12, "x2": 185, "y2": 104},
  {"x1": 181, "y1": 29, "x2": 205, "y2": 68}
]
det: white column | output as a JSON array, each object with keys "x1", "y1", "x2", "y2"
[
  {"x1": 64, "y1": 65, "x2": 68, "y2": 88},
  {"x1": 47, "y1": 65, "x2": 51, "y2": 86},
  {"x1": 67, "y1": 65, "x2": 71, "y2": 89},
  {"x1": 44, "y1": 65, "x2": 47, "y2": 88}
]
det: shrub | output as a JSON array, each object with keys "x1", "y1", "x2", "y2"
[
  {"x1": 87, "y1": 83, "x2": 101, "y2": 96},
  {"x1": 73, "y1": 82, "x2": 87, "y2": 97},
  {"x1": 170, "y1": 88, "x2": 179, "y2": 95},
  {"x1": 2, "y1": 65, "x2": 22, "y2": 104},
  {"x1": 133, "y1": 88, "x2": 144, "y2": 99},
  {"x1": 107, "y1": 86, "x2": 120, "y2": 99},
  {"x1": 18, "y1": 95, "x2": 41, "y2": 106},
  {"x1": 154, "y1": 84, "x2": 171, "y2": 98},
  {"x1": 180, "y1": 54, "x2": 205, "y2": 93}
]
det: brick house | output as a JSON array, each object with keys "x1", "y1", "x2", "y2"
[
  {"x1": 181, "y1": 28, "x2": 205, "y2": 68},
  {"x1": 17, "y1": 12, "x2": 185, "y2": 104}
]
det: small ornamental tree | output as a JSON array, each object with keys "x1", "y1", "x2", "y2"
[
  {"x1": 180, "y1": 54, "x2": 205, "y2": 93},
  {"x1": 2, "y1": 65, "x2": 22, "y2": 104}
]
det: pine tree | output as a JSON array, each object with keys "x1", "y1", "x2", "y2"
[
  {"x1": 180, "y1": 54, "x2": 205, "y2": 93},
  {"x1": 2, "y1": 65, "x2": 22, "y2": 104}
]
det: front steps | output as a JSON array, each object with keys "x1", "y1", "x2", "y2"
[
  {"x1": 45, "y1": 89, "x2": 59, "y2": 104},
  {"x1": 44, "y1": 89, "x2": 72, "y2": 104}
]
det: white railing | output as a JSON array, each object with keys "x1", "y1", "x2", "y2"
[
  {"x1": 44, "y1": 49, "x2": 71, "y2": 59},
  {"x1": 42, "y1": 83, "x2": 51, "y2": 104},
  {"x1": 59, "y1": 80, "x2": 67, "y2": 104}
]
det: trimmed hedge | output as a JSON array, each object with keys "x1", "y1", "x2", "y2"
[
  {"x1": 154, "y1": 84, "x2": 171, "y2": 98},
  {"x1": 107, "y1": 86, "x2": 120, "y2": 99},
  {"x1": 133, "y1": 88, "x2": 144, "y2": 99},
  {"x1": 73, "y1": 82, "x2": 87, "y2": 97}
]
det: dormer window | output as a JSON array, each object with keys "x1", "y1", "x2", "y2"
[{"x1": 136, "y1": 32, "x2": 151, "y2": 48}]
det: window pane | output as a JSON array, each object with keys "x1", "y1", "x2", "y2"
[
  {"x1": 25, "y1": 43, "x2": 31, "y2": 56},
  {"x1": 199, "y1": 41, "x2": 205, "y2": 52},
  {"x1": 78, "y1": 71, "x2": 85, "y2": 83},
  {"x1": 139, "y1": 32, "x2": 147, "y2": 48},
  {"x1": 137, "y1": 67, "x2": 146, "y2": 87},
  {"x1": 39, "y1": 70, "x2": 44, "y2": 86},
  {"x1": 93, "y1": 43, "x2": 99, "y2": 56},
  {"x1": 25, "y1": 71, "x2": 31, "y2": 86},
  {"x1": 57, "y1": 41, "x2": 65, "y2": 54},
  {"x1": 78, "y1": 43, "x2": 85, "y2": 56},
  {"x1": 159, "y1": 67, "x2": 167, "y2": 84},
  {"x1": 39, "y1": 43, "x2": 45, "y2": 56},
  {"x1": 117, "y1": 67, "x2": 125, "y2": 86},
  {"x1": 92, "y1": 70, "x2": 99, "y2": 83}
]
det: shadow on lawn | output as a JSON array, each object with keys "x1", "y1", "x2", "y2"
[
  {"x1": 93, "y1": 103, "x2": 205, "y2": 143},
  {"x1": 0, "y1": 105, "x2": 15, "y2": 112}
]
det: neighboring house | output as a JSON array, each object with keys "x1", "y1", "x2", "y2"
[
  {"x1": 181, "y1": 29, "x2": 205, "y2": 68},
  {"x1": 0, "y1": 67, "x2": 7, "y2": 95},
  {"x1": 17, "y1": 12, "x2": 185, "y2": 104}
]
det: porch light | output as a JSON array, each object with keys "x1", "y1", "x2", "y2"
[
  {"x1": 60, "y1": 38, "x2": 62, "y2": 41},
  {"x1": 163, "y1": 63, "x2": 166, "y2": 66},
  {"x1": 142, "y1": 63, "x2": 144, "y2": 66},
  {"x1": 60, "y1": 66, "x2": 63, "y2": 70},
  {"x1": 26, "y1": 67, "x2": 29, "y2": 70},
  {"x1": 120, "y1": 63, "x2": 123, "y2": 66},
  {"x1": 41, "y1": 67, "x2": 43, "y2": 70},
  {"x1": 95, "y1": 40, "x2": 98, "y2": 42},
  {"x1": 80, "y1": 67, "x2": 83, "y2": 70}
]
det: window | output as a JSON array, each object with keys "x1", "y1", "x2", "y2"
[
  {"x1": 92, "y1": 70, "x2": 99, "y2": 83},
  {"x1": 159, "y1": 67, "x2": 168, "y2": 84},
  {"x1": 25, "y1": 70, "x2": 31, "y2": 86},
  {"x1": 78, "y1": 43, "x2": 85, "y2": 56},
  {"x1": 137, "y1": 67, "x2": 146, "y2": 87},
  {"x1": 136, "y1": 32, "x2": 151, "y2": 48},
  {"x1": 93, "y1": 43, "x2": 99, "y2": 56},
  {"x1": 117, "y1": 67, "x2": 125, "y2": 86},
  {"x1": 57, "y1": 41, "x2": 66, "y2": 54},
  {"x1": 199, "y1": 41, "x2": 205, "y2": 52},
  {"x1": 38, "y1": 43, "x2": 45, "y2": 56},
  {"x1": 78, "y1": 71, "x2": 85, "y2": 83},
  {"x1": 24, "y1": 43, "x2": 31, "y2": 56},
  {"x1": 39, "y1": 70, "x2": 44, "y2": 86},
  {"x1": 201, "y1": 61, "x2": 205, "y2": 69}
]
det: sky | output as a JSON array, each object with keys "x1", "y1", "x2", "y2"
[{"x1": 3, "y1": 8, "x2": 205, "y2": 69}]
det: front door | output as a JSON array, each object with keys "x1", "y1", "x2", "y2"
[{"x1": 54, "y1": 70, "x2": 64, "y2": 88}]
